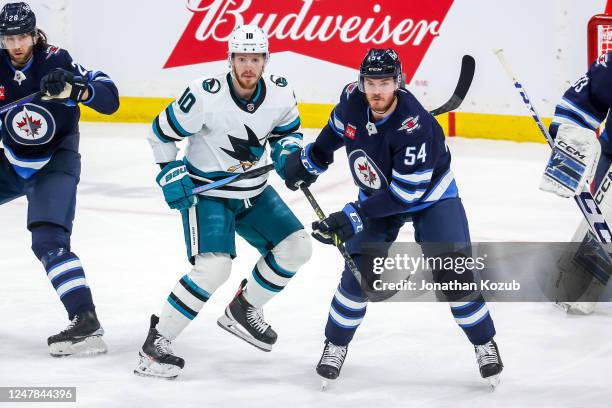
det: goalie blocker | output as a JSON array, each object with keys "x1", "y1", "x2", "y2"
[{"x1": 540, "y1": 124, "x2": 600, "y2": 198}]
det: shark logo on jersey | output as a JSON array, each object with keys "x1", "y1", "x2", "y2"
[
  {"x1": 348, "y1": 149, "x2": 388, "y2": 193},
  {"x1": 398, "y1": 116, "x2": 420, "y2": 133},
  {"x1": 5, "y1": 103, "x2": 56, "y2": 146},
  {"x1": 222, "y1": 124, "x2": 266, "y2": 172}
]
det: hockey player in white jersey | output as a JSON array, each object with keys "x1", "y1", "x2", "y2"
[{"x1": 134, "y1": 25, "x2": 312, "y2": 379}]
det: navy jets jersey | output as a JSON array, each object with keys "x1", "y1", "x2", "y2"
[
  {"x1": 310, "y1": 82, "x2": 457, "y2": 219},
  {"x1": 0, "y1": 46, "x2": 119, "y2": 178},
  {"x1": 550, "y1": 52, "x2": 612, "y2": 153}
]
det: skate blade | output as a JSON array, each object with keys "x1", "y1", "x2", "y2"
[
  {"x1": 49, "y1": 335, "x2": 107, "y2": 357},
  {"x1": 555, "y1": 302, "x2": 596, "y2": 315},
  {"x1": 216, "y1": 314, "x2": 273, "y2": 352},
  {"x1": 486, "y1": 374, "x2": 500, "y2": 390},
  {"x1": 554, "y1": 302, "x2": 571, "y2": 313},
  {"x1": 133, "y1": 353, "x2": 181, "y2": 380},
  {"x1": 320, "y1": 378, "x2": 334, "y2": 391}
]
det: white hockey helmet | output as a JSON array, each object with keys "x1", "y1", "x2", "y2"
[{"x1": 227, "y1": 24, "x2": 269, "y2": 65}]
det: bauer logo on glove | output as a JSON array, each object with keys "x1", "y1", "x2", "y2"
[{"x1": 156, "y1": 161, "x2": 198, "y2": 211}]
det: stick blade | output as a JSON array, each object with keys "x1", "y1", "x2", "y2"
[{"x1": 429, "y1": 54, "x2": 475, "y2": 116}]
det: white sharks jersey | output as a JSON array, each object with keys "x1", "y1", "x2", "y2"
[{"x1": 148, "y1": 71, "x2": 302, "y2": 199}]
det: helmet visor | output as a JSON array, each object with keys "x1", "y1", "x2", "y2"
[{"x1": 1, "y1": 32, "x2": 35, "y2": 49}]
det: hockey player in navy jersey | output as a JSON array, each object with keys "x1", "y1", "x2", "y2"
[
  {"x1": 540, "y1": 51, "x2": 612, "y2": 314},
  {"x1": 0, "y1": 3, "x2": 119, "y2": 356},
  {"x1": 284, "y1": 49, "x2": 503, "y2": 389}
]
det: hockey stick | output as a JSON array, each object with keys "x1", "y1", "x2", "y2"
[
  {"x1": 191, "y1": 163, "x2": 274, "y2": 195},
  {"x1": 429, "y1": 55, "x2": 475, "y2": 116},
  {"x1": 494, "y1": 49, "x2": 612, "y2": 243},
  {"x1": 0, "y1": 91, "x2": 41, "y2": 115},
  {"x1": 300, "y1": 185, "x2": 363, "y2": 286},
  {"x1": 494, "y1": 49, "x2": 612, "y2": 313}
]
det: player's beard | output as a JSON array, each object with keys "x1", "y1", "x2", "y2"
[
  {"x1": 8, "y1": 46, "x2": 33, "y2": 67},
  {"x1": 232, "y1": 66, "x2": 261, "y2": 91},
  {"x1": 368, "y1": 93, "x2": 397, "y2": 115}
]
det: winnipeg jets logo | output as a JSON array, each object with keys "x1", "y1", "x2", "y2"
[
  {"x1": 222, "y1": 124, "x2": 266, "y2": 172},
  {"x1": 357, "y1": 161, "x2": 378, "y2": 186},
  {"x1": 16, "y1": 109, "x2": 43, "y2": 137},
  {"x1": 348, "y1": 149, "x2": 388, "y2": 192},
  {"x1": 398, "y1": 115, "x2": 420, "y2": 133},
  {"x1": 5, "y1": 103, "x2": 56, "y2": 145}
]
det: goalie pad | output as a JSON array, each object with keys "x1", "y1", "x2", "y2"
[
  {"x1": 550, "y1": 157, "x2": 612, "y2": 314},
  {"x1": 540, "y1": 124, "x2": 600, "y2": 198}
]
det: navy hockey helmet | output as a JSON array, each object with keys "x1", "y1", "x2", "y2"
[
  {"x1": 0, "y1": 2, "x2": 36, "y2": 36},
  {"x1": 358, "y1": 48, "x2": 402, "y2": 92}
]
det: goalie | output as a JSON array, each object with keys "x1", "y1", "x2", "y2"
[{"x1": 542, "y1": 51, "x2": 612, "y2": 313}]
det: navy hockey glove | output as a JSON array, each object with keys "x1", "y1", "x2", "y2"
[
  {"x1": 40, "y1": 68, "x2": 88, "y2": 106},
  {"x1": 284, "y1": 144, "x2": 327, "y2": 191},
  {"x1": 156, "y1": 161, "x2": 198, "y2": 211},
  {"x1": 311, "y1": 203, "x2": 365, "y2": 245}
]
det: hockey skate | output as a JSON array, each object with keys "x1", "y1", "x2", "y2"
[
  {"x1": 316, "y1": 340, "x2": 348, "y2": 391},
  {"x1": 217, "y1": 279, "x2": 278, "y2": 352},
  {"x1": 475, "y1": 339, "x2": 503, "y2": 390},
  {"x1": 134, "y1": 315, "x2": 185, "y2": 379},
  {"x1": 48, "y1": 309, "x2": 107, "y2": 357}
]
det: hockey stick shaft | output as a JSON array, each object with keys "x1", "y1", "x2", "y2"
[
  {"x1": 429, "y1": 55, "x2": 475, "y2": 116},
  {"x1": 191, "y1": 163, "x2": 274, "y2": 195},
  {"x1": 494, "y1": 49, "x2": 612, "y2": 243},
  {"x1": 300, "y1": 185, "x2": 362, "y2": 285},
  {"x1": 0, "y1": 91, "x2": 41, "y2": 115}
]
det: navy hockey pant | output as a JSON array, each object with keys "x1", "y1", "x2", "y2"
[{"x1": 324, "y1": 198, "x2": 496, "y2": 347}]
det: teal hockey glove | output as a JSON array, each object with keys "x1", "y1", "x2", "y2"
[{"x1": 156, "y1": 161, "x2": 198, "y2": 211}]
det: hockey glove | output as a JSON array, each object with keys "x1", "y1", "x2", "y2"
[
  {"x1": 312, "y1": 203, "x2": 365, "y2": 245},
  {"x1": 40, "y1": 68, "x2": 88, "y2": 106},
  {"x1": 284, "y1": 144, "x2": 327, "y2": 191},
  {"x1": 541, "y1": 124, "x2": 600, "y2": 198},
  {"x1": 270, "y1": 136, "x2": 302, "y2": 179},
  {"x1": 156, "y1": 161, "x2": 198, "y2": 211}
]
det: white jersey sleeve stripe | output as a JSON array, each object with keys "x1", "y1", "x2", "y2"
[{"x1": 392, "y1": 168, "x2": 433, "y2": 184}]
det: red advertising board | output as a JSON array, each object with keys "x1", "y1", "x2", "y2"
[{"x1": 166, "y1": 0, "x2": 454, "y2": 82}]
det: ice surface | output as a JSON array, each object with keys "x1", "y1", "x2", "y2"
[{"x1": 1, "y1": 124, "x2": 611, "y2": 407}]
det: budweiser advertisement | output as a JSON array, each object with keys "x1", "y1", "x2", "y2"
[{"x1": 165, "y1": 0, "x2": 455, "y2": 82}]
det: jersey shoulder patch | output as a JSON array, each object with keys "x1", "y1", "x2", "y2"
[
  {"x1": 42, "y1": 45, "x2": 68, "y2": 62},
  {"x1": 269, "y1": 74, "x2": 288, "y2": 87},
  {"x1": 341, "y1": 81, "x2": 359, "y2": 102},
  {"x1": 201, "y1": 77, "x2": 222, "y2": 94},
  {"x1": 596, "y1": 52, "x2": 610, "y2": 68}
]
